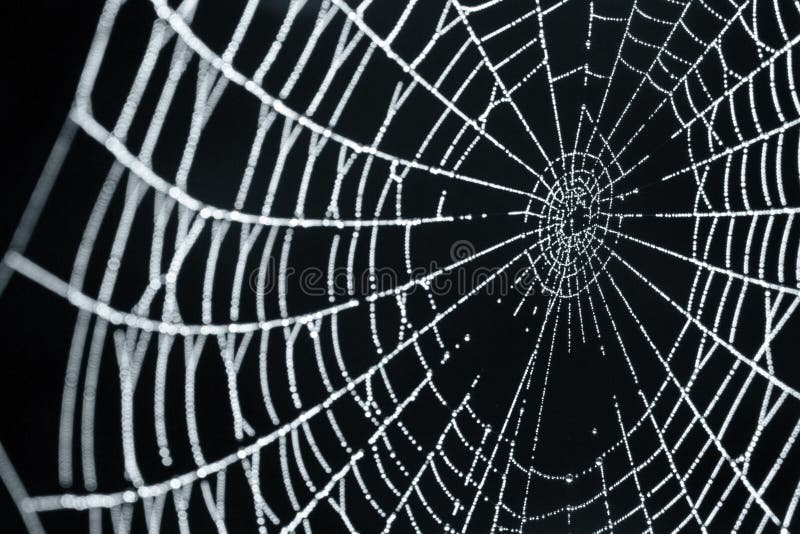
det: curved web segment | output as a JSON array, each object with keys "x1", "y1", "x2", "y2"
[{"x1": 1, "y1": 0, "x2": 800, "y2": 532}]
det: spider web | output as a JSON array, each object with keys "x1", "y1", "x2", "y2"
[{"x1": 1, "y1": 0, "x2": 800, "y2": 532}]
